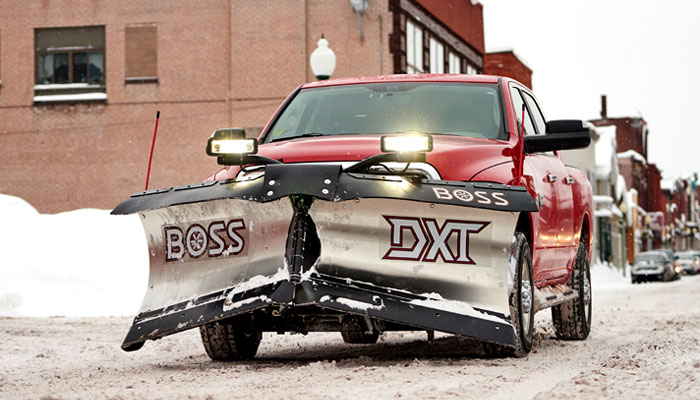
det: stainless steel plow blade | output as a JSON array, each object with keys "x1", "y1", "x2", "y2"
[{"x1": 113, "y1": 164, "x2": 536, "y2": 351}]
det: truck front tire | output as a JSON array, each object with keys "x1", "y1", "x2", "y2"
[
  {"x1": 200, "y1": 318, "x2": 262, "y2": 361},
  {"x1": 552, "y1": 243, "x2": 592, "y2": 340}
]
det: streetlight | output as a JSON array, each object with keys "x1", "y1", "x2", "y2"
[{"x1": 310, "y1": 34, "x2": 336, "y2": 81}]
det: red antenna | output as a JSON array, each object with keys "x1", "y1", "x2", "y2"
[
  {"x1": 516, "y1": 104, "x2": 526, "y2": 181},
  {"x1": 144, "y1": 111, "x2": 160, "y2": 190}
]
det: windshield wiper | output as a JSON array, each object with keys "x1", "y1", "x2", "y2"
[{"x1": 269, "y1": 132, "x2": 328, "y2": 143}]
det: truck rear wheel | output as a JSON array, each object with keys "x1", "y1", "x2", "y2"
[
  {"x1": 483, "y1": 232, "x2": 534, "y2": 358},
  {"x1": 340, "y1": 316, "x2": 379, "y2": 344},
  {"x1": 199, "y1": 318, "x2": 262, "y2": 361},
  {"x1": 552, "y1": 243, "x2": 592, "y2": 340}
]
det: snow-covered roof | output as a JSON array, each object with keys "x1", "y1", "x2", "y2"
[
  {"x1": 594, "y1": 209, "x2": 613, "y2": 218},
  {"x1": 594, "y1": 125, "x2": 617, "y2": 180},
  {"x1": 593, "y1": 195, "x2": 614, "y2": 206},
  {"x1": 593, "y1": 195, "x2": 622, "y2": 219},
  {"x1": 617, "y1": 149, "x2": 647, "y2": 165},
  {"x1": 661, "y1": 179, "x2": 676, "y2": 192}
]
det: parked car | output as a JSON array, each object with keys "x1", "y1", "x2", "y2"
[
  {"x1": 653, "y1": 248, "x2": 681, "y2": 280},
  {"x1": 674, "y1": 252, "x2": 700, "y2": 275},
  {"x1": 631, "y1": 251, "x2": 678, "y2": 283}
]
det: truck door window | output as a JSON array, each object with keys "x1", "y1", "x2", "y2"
[
  {"x1": 523, "y1": 92, "x2": 556, "y2": 156},
  {"x1": 509, "y1": 86, "x2": 536, "y2": 136},
  {"x1": 523, "y1": 92, "x2": 547, "y2": 135}
]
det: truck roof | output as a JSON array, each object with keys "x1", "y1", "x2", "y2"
[{"x1": 302, "y1": 73, "x2": 502, "y2": 89}]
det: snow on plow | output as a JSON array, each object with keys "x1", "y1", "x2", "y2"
[{"x1": 113, "y1": 163, "x2": 536, "y2": 351}]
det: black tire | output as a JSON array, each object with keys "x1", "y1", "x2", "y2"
[
  {"x1": 340, "y1": 316, "x2": 379, "y2": 344},
  {"x1": 199, "y1": 318, "x2": 262, "y2": 361},
  {"x1": 483, "y1": 232, "x2": 534, "y2": 358},
  {"x1": 552, "y1": 243, "x2": 592, "y2": 340},
  {"x1": 341, "y1": 330, "x2": 379, "y2": 344}
]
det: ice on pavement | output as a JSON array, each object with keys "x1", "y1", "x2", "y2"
[
  {"x1": 0, "y1": 194, "x2": 148, "y2": 317},
  {"x1": 0, "y1": 193, "x2": 629, "y2": 318}
]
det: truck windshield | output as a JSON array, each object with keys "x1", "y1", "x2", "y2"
[{"x1": 263, "y1": 82, "x2": 504, "y2": 143}]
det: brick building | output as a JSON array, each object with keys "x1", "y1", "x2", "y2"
[
  {"x1": 483, "y1": 49, "x2": 532, "y2": 89},
  {"x1": 0, "y1": 0, "x2": 494, "y2": 212},
  {"x1": 591, "y1": 97, "x2": 652, "y2": 210}
]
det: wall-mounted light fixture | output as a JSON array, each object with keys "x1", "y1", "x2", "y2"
[{"x1": 349, "y1": 0, "x2": 369, "y2": 39}]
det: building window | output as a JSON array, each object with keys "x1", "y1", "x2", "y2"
[
  {"x1": 466, "y1": 63, "x2": 477, "y2": 75},
  {"x1": 406, "y1": 20, "x2": 423, "y2": 73},
  {"x1": 448, "y1": 52, "x2": 461, "y2": 74},
  {"x1": 125, "y1": 24, "x2": 158, "y2": 83},
  {"x1": 429, "y1": 37, "x2": 444, "y2": 73},
  {"x1": 34, "y1": 26, "x2": 106, "y2": 103}
]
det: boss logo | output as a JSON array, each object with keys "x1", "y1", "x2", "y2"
[
  {"x1": 382, "y1": 216, "x2": 489, "y2": 264},
  {"x1": 432, "y1": 187, "x2": 509, "y2": 206},
  {"x1": 164, "y1": 219, "x2": 246, "y2": 262}
]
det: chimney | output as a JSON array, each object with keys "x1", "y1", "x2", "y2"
[{"x1": 601, "y1": 95, "x2": 607, "y2": 119}]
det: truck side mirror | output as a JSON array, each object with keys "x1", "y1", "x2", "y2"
[{"x1": 523, "y1": 120, "x2": 591, "y2": 154}]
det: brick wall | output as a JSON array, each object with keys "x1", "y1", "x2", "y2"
[
  {"x1": 591, "y1": 117, "x2": 647, "y2": 159},
  {"x1": 483, "y1": 51, "x2": 532, "y2": 89},
  {"x1": 414, "y1": 0, "x2": 484, "y2": 54},
  {"x1": 0, "y1": 0, "x2": 395, "y2": 212},
  {"x1": 0, "y1": 0, "x2": 493, "y2": 212}
]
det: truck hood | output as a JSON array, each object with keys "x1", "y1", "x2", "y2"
[{"x1": 252, "y1": 134, "x2": 513, "y2": 182}]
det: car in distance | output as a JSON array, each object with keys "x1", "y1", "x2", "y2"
[
  {"x1": 674, "y1": 251, "x2": 700, "y2": 275},
  {"x1": 631, "y1": 251, "x2": 678, "y2": 283},
  {"x1": 654, "y1": 248, "x2": 681, "y2": 280}
]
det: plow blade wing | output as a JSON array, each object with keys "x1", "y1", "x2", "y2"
[
  {"x1": 114, "y1": 164, "x2": 535, "y2": 351},
  {"x1": 120, "y1": 198, "x2": 293, "y2": 351},
  {"x1": 309, "y1": 198, "x2": 519, "y2": 341}
]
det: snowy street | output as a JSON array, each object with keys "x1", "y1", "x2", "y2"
[
  {"x1": 1, "y1": 194, "x2": 699, "y2": 399},
  {"x1": 2, "y1": 273, "x2": 699, "y2": 399}
]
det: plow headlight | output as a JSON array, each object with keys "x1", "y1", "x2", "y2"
[
  {"x1": 209, "y1": 138, "x2": 257, "y2": 155},
  {"x1": 381, "y1": 134, "x2": 433, "y2": 153},
  {"x1": 206, "y1": 128, "x2": 258, "y2": 157}
]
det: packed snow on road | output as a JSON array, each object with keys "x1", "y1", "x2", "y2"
[{"x1": 1, "y1": 194, "x2": 699, "y2": 399}]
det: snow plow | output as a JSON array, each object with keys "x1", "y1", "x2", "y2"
[{"x1": 114, "y1": 75, "x2": 593, "y2": 359}]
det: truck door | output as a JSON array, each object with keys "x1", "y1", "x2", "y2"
[
  {"x1": 522, "y1": 91, "x2": 575, "y2": 281},
  {"x1": 509, "y1": 86, "x2": 561, "y2": 283}
]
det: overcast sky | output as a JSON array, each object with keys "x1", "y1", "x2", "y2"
[{"x1": 480, "y1": 0, "x2": 700, "y2": 179}]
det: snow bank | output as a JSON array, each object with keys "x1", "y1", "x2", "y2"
[
  {"x1": 0, "y1": 194, "x2": 148, "y2": 317},
  {"x1": 591, "y1": 261, "x2": 629, "y2": 290}
]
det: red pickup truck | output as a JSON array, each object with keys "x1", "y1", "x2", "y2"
[{"x1": 114, "y1": 74, "x2": 593, "y2": 359}]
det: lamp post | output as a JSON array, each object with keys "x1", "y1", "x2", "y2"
[{"x1": 310, "y1": 34, "x2": 336, "y2": 81}]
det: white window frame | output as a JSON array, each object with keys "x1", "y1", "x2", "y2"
[
  {"x1": 406, "y1": 20, "x2": 423, "y2": 73},
  {"x1": 429, "y1": 37, "x2": 444, "y2": 73},
  {"x1": 448, "y1": 52, "x2": 461, "y2": 74}
]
